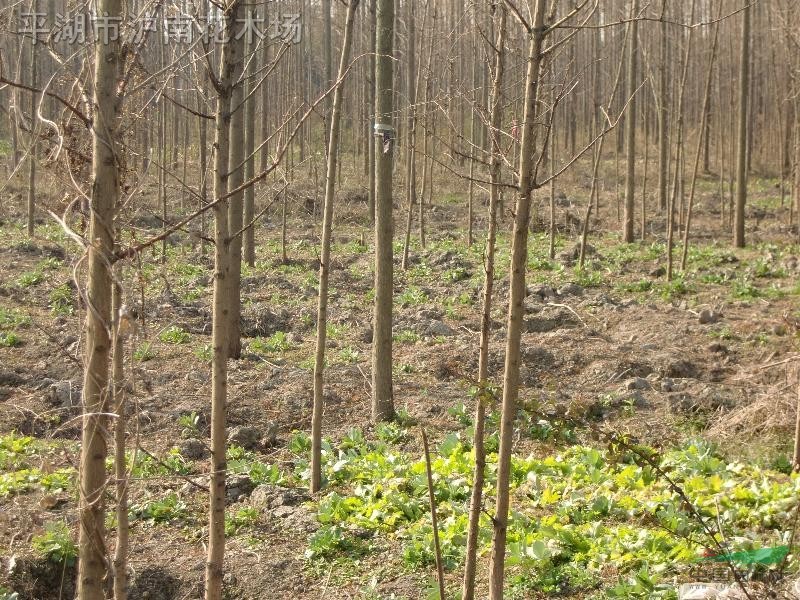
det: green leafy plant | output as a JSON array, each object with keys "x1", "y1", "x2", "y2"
[
  {"x1": 250, "y1": 331, "x2": 291, "y2": 354},
  {"x1": 0, "y1": 308, "x2": 31, "y2": 328},
  {"x1": 194, "y1": 344, "x2": 212, "y2": 361},
  {"x1": 397, "y1": 286, "x2": 429, "y2": 307},
  {"x1": 0, "y1": 332, "x2": 22, "y2": 347},
  {"x1": 48, "y1": 283, "x2": 75, "y2": 315},
  {"x1": 32, "y1": 522, "x2": 77, "y2": 565},
  {"x1": 129, "y1": 492, "x2": 188, "y2": 524},
  {"x1": 133, "y1": 341, "x2": 155, "y2": 361},
  {"x1": 16, "y1": 270, "x2": 43, "y2": 288},
  {"x1": 159, "y1": 325, "x2": 191, "y2": 344}
]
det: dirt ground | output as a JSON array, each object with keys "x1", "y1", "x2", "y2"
[{"x1": 1, "y1": 162, "x2": 799, "y2": 599}]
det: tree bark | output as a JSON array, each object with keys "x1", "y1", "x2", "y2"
[
  {"x1": 622, "y1": 0, "x2": 639, "y2": 242},
  {"x1": 205, "y1": 2, "x2": 240, "y2": 597},
  {"x1": 226, "y1": 9, "x2": 246, "y2": 359},
  {"x1": 78, "y1": 0, "x2": 122, "y2": 594},
  {"x1": 733, "y1": 2, "x2": 751, "y2": 248},
  {"x1": 112, "y1": 280, "x2": 128, "y2": 600},
  {"x1": 311, "y1": 0, "x2": 360, "y2": 494},
  {"x1": 462, "y1": 7, "x2": 505, "y2": 599},
  {"x1": 489, "y1": 1, "x2": 547, "y2": 597},
  {"x1": 371, "y1": 0, "x2": 395, "y2": 422}
]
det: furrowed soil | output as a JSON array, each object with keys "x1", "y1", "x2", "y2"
[{"x1": 1, "y1": 164, "x2": 799, "y2": 599}]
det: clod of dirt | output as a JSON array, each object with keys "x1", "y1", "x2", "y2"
[
  {"x1": 128, "y1": 566, "x2": 182, "y2": 600},
  {"x1": 558, "y1": 283, "x2": 584, "y2": 297},
  {"x1": 525, "y1": 307, "x2": 580, "y2": 333},
  {"x1": 240, "y1": 304, "x2": 289, "y2": 338},
  {"x1": 228, "y1": 425, "x2": 261, "y2": 450},
  {"x1": 423, "y1": 320, "x2": 455, "y2": 337},
  {"x1": 662, "y1": 358, "x2": 700, "y2": 379},
  {"x1": 261, "y1": 421, "x2": 278, "y2": 447},
  {"x1": 227, "y1": 474, "x2": 255, "y2": 502},
  {"x1": 250, "y1": 484, "x2": 309, "y2": 510},
  {"x1": 698, "y1": 309, "x2": 721, "y2": 324},
  {"x1": 0, "y1": 370, "x2": 25, "y2": 387},
  {"x1": 46, "y1": 380, "x2": 81, "y2": 408},
  {"x1": 178, "y1": 438, "x2": 209, "y2": 460},
  {"x1": 625, "y1": 377, "x2": 651, "y2": 391}
]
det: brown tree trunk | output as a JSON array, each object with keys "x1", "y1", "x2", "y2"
[
  {"x1": 622, "y1": 0, "x2": 639, "y2": 243},
  {"x1": 78, "y1": 0, "x2": 122, "y2": 594},
  {"x1": 462, "y1": 7, "x2": 505, "y2": 599},
  {"x1": 205, "y1": 3, "x2": 240, "y2": 597},
  {"x1": 372, "y1": 0, "x2": 395, "y2": 422},
  {"x1": 733, "y1": 2, "x2": 751, "y2": 248},
  {"x1": 311, "y1": 0, "x2": 360, "y2": 494},
  {"x1": 489, "y1": 1, "x2": 547, "y2": 596}
]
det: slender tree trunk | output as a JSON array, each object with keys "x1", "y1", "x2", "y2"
[
  {"x1": 367, "y1": 0, "x2": 377, "y2": 224},
  {"x1": 78, "y1": 0, "x2": 122, "y2": 594},
  {"x1": 462, "y1": 8, "x2": 505, "y2": 599},
  {"x1": 658, "y1": 13, "x2": 669, "y2": 213},
  {"x1": 311, "y1": 0, "x2": 360, "y2": 494},
  {"x1": 666, "y1": 0, "x2": 696, "y2": 281},
  {"x1": 243, "y1": 36, "x2": 257, "y2": 267},
  {"x1": 112, "y1": 280, "x2": 129, "y2": 600},
  {"x1": 733, "y1": 2, "x2": 751, "y2": 248},
  {"x1": 205, "y1": 3, "x2": 240, "y2": 597},
  {"x1": 622, "y1": 0, "x2": 639, "y2": 242},
  {"x1": 26, "y1": 16, "x2": 37, "y2": 238},
  {"x1": 401, "y1": 0, "x2": 422, "y2": 270},
  {"x1": 226, "y1": 14, "x2": 246, "y2": 359},
  {"x1": 489, "y1": 2, "x2": 547, "y2": 596},
  {"x1": 371, "y1": 0, "x2": 395, "y2": 422},
  {"x1": 641, "y1": 98, "x2": 649, "y2": 241},
  {"x1": 680, "y1": 19, "x2": 720, "y2": 271}
]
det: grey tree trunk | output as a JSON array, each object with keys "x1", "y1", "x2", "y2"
[
  {"x1": 658, "y1": 14, "x2": 669, "y2": 213},
  {"x1": 311, "y1": 0, "x2": 360, "y2": 494},
  {"x1": 733, "y1": 2, "x2": 751, "y2": 248},
  {"x1": 26, "y1": 12, "x2": 37, "y2": 238},
  {"x1": 226, "y1": 14, "x2": 246, "y2": 359},
  {"x1": 243, "y1": 37, "x2": 257, "y2": 267},
  {"x1": 205, "y1": 2, "x2": 240, "y2": 597},
  {"x1": 112, "y1": 281, "x2": 129, "y2": 600},
  {"x1": 680, "y1": 19, "x2": 720, "y2": 271},
  {"x1": 78, "y1": 0, "x2": 122, "y2": 594},
  {"x1": 371, "y1": 0, "x2": 395, "y2": 422},
  {"x1": 462, "y1": 7, "x2": 505, "y2": 599},
  {"x1": 622, "y1": 0, "x2": 639, "y2": 242},
  {"x1": 489, "y1": 1, "x2": 547, "y2": 596}
]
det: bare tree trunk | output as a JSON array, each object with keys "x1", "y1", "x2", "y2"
[
  {"x1": 422, "y1": 429, "x2": 446, "y2": 600},
  {"x1": 243, "y1": 36, "x2": 257, "y2": 267},
  {"x1": 658, "y1": 12, "x2": 669, "y2": 213},
  {"x1": 489, "y1": 1, "x2": 547, "y2": 596},
  {"x1": 641, "y1": 97, "x2": 649, "y2": 241},
  {"x1": 733, "y1": 2, "x2": 751, "y2": 248},
  {"x1": 26, "y1": 15, "x2": 37, "y2": 238},
  {"x1": 372, "y1": 0, "x2": 395, "y2": 422},
  {"x1": 622, "y1": 0, "x2": 639, "y2": 242},
  {"x1": 112, "y1": 280, "x2": 129, "y2": 600},
  {"x1": 680, "y1": 18, "x2": 720, "y2": 272},
  {"x1": 78, "y1": 0, "x2": 122, "y2": 594},
  {"x1": 226, "y1": 14, "x2": 246, "y2": 359},
  {"x1": 367, "y1": 0, "x2": 377, "y2": 224},
  {"x1": 205, "y1": 2, "x2": 240, "y2": 597},
  {"x1": 462, "y1": 8, "x2": 505, "y2": 599},
  {"x1": 401, "y1": 0, "x2": 422, "y2": 270},
  {"x1": 666, "y1": 0, "x2": 696, "y2": 281},
  {"x1": 199, "y1": 93, "x2": 209, "y2": 258},
  {"x1": 311, "y1": 0, "x2": 360, "y2": 494}
]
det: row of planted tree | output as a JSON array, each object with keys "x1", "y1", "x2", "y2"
[{"x1": 1, "y1": 0, "x2": 799, "y2": 598}]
